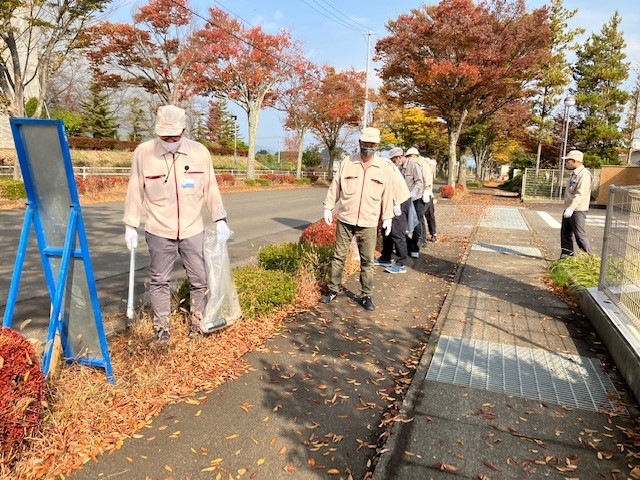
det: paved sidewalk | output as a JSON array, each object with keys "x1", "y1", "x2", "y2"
[
  {"x1": 69, "y1": 201, "x2": 475, "y2": 480},
  {"x1": 373, "y1": 205, "x2": 639, "y2": 479}
]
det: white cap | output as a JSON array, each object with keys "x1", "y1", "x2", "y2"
[
  {"x1": 359, "y1": 127, "x2": 381, "y2": 143},
  {"x1": 155, "y1": 105, "x2": 186, "y2": 136},
  {"x1": 388, "y1": 147, "x2": 403, "y2": 158},
  {"x1": 563, "y1": 150, "x2": 584, "y2": 163},
  {"x1": 405, "y1": 147, "x2": 420, "y2": 157}
]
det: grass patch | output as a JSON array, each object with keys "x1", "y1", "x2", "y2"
[{"x1": 547, "y1": 254, "x2": 601, "y2": 292}]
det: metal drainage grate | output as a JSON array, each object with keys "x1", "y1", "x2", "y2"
[
  {"x1": 471, "y1": 243, "x2": 542, "y2": 258},
  {"x1": 426, "y1": 336, "x2": 620, "y2": 412},
  {"x1": 480, "y1": 207, "x2": 528, "y2": 230}
]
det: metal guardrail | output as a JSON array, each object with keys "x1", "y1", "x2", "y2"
[
  {"x1": 522, "y1": 168, "x2": 601, "y2": 202},
  {"x1": 599, "y1": 185, "x2": 640, "y2": 331},
  {"x1": 0, "y1": 165, "x2": 328, "y2": 180}
]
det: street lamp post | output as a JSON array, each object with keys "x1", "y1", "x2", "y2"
[
  {"x1": 559, "y1": 95, "x2": 576, "y2": 200},
  {"x1": 231, "y1": 115, "x2": 238, "y2": 173}
]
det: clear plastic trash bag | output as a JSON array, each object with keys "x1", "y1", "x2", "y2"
[
  {"x1": 200, "y1": 228, "x2": 242, "y2": 333},
  {"x1": 406, "y1": 201, "x2": 419, "y2": 237}
]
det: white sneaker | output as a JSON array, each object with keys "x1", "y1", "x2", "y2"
[{"x1": 410, "y1": 252, "x2": 419, "y2": 258}]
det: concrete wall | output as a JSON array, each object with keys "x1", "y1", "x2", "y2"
[{"x1": 595, "y1": 165, "x2": 640, "y2": 206}]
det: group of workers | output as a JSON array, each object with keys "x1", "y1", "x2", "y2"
[
  {"x1": 122, "y1": 104, "x2": 591, "y2": 346},
  {"x1": 320, "y1": 126, "x2": 437, "y2": 311}
]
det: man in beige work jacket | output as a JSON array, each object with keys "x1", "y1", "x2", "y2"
[
  {"x1": 123, "y1": 105, "x2": 231, "y2": 347},
  {"x1": 321, "y1": 127, "x2": 394, "y2": 311},
  {"x1": 561, "y1": 149, "x2": 592, "y2": 258}
]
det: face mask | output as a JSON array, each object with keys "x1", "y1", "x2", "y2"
[
  {"x1": 161, "y1": 139, "x2": 182, "y2": 151},
  {"x1": 565, "y1": 162, "x2": 575, "y2": 170},
  {"x1": 361, "y1": 147, "x2": 376, "y2": 158}
]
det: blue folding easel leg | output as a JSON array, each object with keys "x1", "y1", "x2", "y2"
[
  {"x1": 3, "y1": 205, "x2": 34, "y2": 328},
  {"x1": 41, "y1": 209, "x2": 77, "y2": 377},
  {"x1": 76, "y1": 211, "x2": 114, "y2": 383}
]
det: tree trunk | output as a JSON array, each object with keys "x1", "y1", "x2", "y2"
[
  {"x1": 295, "y1": 128, "x2": 305, "y2": 179},
  {"x1": 446, "y1": 110, "x2": 467, "y2": 186},
  {"x1": 457, "y1": 155, "x2": 467, "y2": 186},
  {"x1": 246, "y1": 106, "x2": 260, "y2": 180}
]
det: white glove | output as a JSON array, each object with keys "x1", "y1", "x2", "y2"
[
  {"x1": 382, "y1": 219, "x2": 392, "y2": 236},
  {"x1": 563, "y1": 208, "x2": 574, "y2": 219},
  {"x1": 216, "y1": 220, "x2": 232, "y2": 242},
  {"x1": 393, "y1": 205, "x2": 402, "y2": 217},
  {"x1": 410, "y1": 191, "x2": 417, "y2": 200},
  {"x1": 124, "y1": 226, "x2": 138, "y2": 251},
  {"x1": 323, "y1": 209, "x2": 333, "y2": 226},
  {"x1": 422, "y1": 192, "x2": 432, "y2": 203}
]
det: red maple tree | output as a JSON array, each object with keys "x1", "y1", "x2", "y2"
[
  {"x1": 376, "y1": 0, "x2": 550, "y2": 185},
  {"x1": 307, "y1": 66, "x2": 365, "y2": 180},
  {"x1": 190, "y1": 8, "x2": 305, "y2": 180},
  {"x1": 85, "y1": 0, "x2": 196, "y2": 105}
]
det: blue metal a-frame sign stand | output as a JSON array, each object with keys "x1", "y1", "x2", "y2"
[{"x1": 2, "y1": 118, "x2": 114, "y2": 383}]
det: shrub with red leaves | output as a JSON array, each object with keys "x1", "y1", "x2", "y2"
[
  {"x1": 300, "y1": 218, "x2": 337, "y2": 247},
  {"x1": 455, "y1": 183, "x2": 465, "y2": 192},
  {"x1": 0, "y1": 328, "x2": 46, "y2": 466},
  {"x1": 439, "y1": 185, "x2": 455, "y2": 198},
  {"x1": 75, "y1": 176, "x2": 128, "y2": 195},
  {"x1": 215, "y1": 173, "x2": 236, "y2": 186},
  {"x1": 258, "y1": 174, "x2": 295, "y2": 185}
]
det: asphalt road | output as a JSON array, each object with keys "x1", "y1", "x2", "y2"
[
  {"x1": 0, "y1": 190, "x2": 607, "y2": 341},
  {"x1": 0, "y1": 187, "x2": 329, "y2": 340}
]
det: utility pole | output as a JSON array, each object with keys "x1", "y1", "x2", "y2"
[
  {"x1": 363, "y1": 30, "x2": 374, "y2": 128},
  {"x1": 277, "y1": 138, "x2": 281, "y2": 165}
]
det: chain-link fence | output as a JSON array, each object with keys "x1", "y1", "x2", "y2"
[
  {"x1": 599, "y1": 185, "x2": 640, "y2": 331},
  {"x1": 522, "y1": 168, "x2": 600, "y2": 202}
]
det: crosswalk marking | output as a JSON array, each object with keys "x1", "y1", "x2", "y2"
[
  {"x1": 536, "y1": 211, "x2": 607, "y2": 229},
  {"x1": 536, "y1": 211, "x2": 561, "y2": 229}
]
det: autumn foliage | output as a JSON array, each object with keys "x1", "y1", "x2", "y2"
[
  {"x1": 299, "y1": 218, "x2": 337, "y2": 247},
  {"x1": 376, "y1": 0, "x2": 551, "y2": 185},
  {"x1": 0, "y1": 328, "x2": 47, "y2": 468}
]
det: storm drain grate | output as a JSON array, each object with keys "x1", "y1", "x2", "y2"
[
  {"x1": 471, "y1": 242, "x2": 542, "y2": 258},
  {"x1": 426, "y1": 336, "x2": 620, "y2": 412},
  {"x1": 480, "y1": 207, "x2": 528, "y2": 230}
]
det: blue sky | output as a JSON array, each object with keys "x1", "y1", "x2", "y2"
[{"x1": 113, "y1": 1, "x2": 640, "y2": 152}]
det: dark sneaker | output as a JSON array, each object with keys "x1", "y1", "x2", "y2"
[
  {"x1": 373, "y1": 257, "x2": 393, "y2": 267},
  {"x1": 320, "y1": 290, "x2": 338, "y2": 303},
  {"x1": 385, "y1": 264, "x2": 407, "y2": 274},
  {"x1": 151, "y1": 329, "x2": 170, "y2": 348},
  {"x1": 431, "y1": 234, "x2": 438, "y2": 243},
  {"x1": 360, "y1": 296, "x2": 375, "y2": 311}
]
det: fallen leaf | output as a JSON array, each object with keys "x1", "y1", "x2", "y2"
[{"x1": 436, "y1": 462, "x2": 458, "y2": 472}]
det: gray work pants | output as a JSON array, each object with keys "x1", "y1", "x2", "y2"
[
  {"x1": 145, "y1": 231, "x2": 207, "y2": 331},
  {"x1": 328, "y1": 221, "x2": 378, "y2": 296},
  {"x1": 560, "y1": 210, "x2": 591, "y2": 257}
]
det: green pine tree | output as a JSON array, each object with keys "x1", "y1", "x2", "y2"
[
  {"x1": 208, "y1": 100, "x2": 244, "y2": 148},
  {"x1": 573, "y1": 11, "x2": 630, "y2": 167},
  {"x1": 81, "y1": 81, "x2": 119, "y2": 139},
  {"x1": 531, "y1": 0, "x2": 584, "y2": 168},
  {"x1": 126, "y1": 97, "x2": 151, "y2": 142}
]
